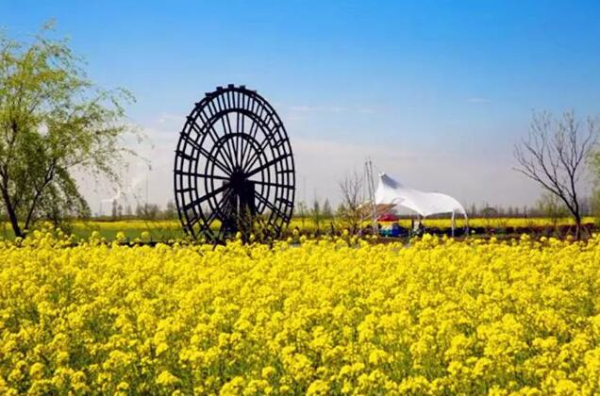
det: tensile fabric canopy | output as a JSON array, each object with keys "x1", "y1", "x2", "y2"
[{"x1": 374, "y1": 173, "x2": 467, "y2": 218}]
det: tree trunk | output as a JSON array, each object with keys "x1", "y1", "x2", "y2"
[
  {"x1": 1, "y1": 189, "x2": 23, "y2": 238},
  {"x1": 574, "y1": 212, "x2": 582, "y2": 240}
]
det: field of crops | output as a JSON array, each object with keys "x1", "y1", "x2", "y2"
[
  {"x1": 1, "y1": 231, "x2": 600, "y2": 394},
  {"x1": 0, "y1": 217, "x2": 594, "y2": 242}
]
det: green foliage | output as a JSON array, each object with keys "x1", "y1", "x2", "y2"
[{"x1": 0, "y1": 22, "x2": 135, "y2": 237}]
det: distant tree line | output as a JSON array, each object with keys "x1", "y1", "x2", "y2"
[
  {"x1": 103, "y1": 200, "x2": 179, "y2": 221},
  {"x1": 463, "y1": 198, "x2": 595, "y2": 219}
]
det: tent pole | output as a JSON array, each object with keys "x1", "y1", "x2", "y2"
[
  {"x1": 451, "y1": 211, "x2": 455, "y2": 237},
  {"x1": 365, "y1": 158, "x2": 378, "y2": 235}
]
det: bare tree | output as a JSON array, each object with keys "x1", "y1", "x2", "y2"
[
  {"x1": 514, "y1": 111, "x2": 598, "y2": 239},
  {"x1": 296, "y1": 201, "x2": 308, "y2": 230},
  {"x1": 311, "y1": 197, "x2": 322, "y2": 234},
  {"x1": 111, "y1": 200, "x2": 118, "y2": 221},
  {"x1": 322, "y1": 198, "x2": 333, "y2": 218},
  {"x1": 338, "y1": 171, "x2": 363, "y2": 233},
  {"x1": 164, "y1": 200, "x2": 177, "y2": 219}
]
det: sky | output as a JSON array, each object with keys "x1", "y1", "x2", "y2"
[{"x1": 2, "y1": 0, "x2": 600, "y2": 214}]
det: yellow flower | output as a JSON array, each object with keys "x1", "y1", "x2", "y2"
[
  {"x1": 307, "y1": 379, "x2": 329, "y2": 395},
  {"x1": 156, "y1": 370, "x2": 179, "y2": 387},
  {"x1": 0, "y1": 231, "x2": 599, "y2": 393},
  {"x1": 115, "y1": 231, "x2": 127, "y2": 244},
  {"x1": 29, "y1": 362, "x2": 44, "y2": 380}
]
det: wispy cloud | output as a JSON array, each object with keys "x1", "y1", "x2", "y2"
[{"x1": 157, "y1": 112, "x2": 184, "y2": 124}]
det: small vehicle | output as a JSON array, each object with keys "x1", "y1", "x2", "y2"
[{"x1": 379, "y1": 223, "x2": 406, "y2": 237}]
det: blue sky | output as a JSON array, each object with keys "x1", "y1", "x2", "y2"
[{"x1": 3, "y1": 1, "x2": 600, "y2": 211}]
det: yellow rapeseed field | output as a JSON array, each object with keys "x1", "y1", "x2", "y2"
[
  {"x1": 1, "y1": 231, "x2": 600, "y2": 394},
  {"x1": 0, "y1": 217, "x2": 591, "y2": 242}
]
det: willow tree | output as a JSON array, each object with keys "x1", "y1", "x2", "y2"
[{"x1": 0, "y1": 24, "x2": 134, "y2": 237}]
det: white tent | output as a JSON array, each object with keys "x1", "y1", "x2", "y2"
[{"x1": 374, "y1": 173, "x2": 468, "y2": 234}]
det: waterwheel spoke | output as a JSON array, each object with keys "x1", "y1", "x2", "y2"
[
  {"x1": 175, "y1": 170, "x2": 230, "y2": 181},
  {"x1": 183, "y1": 182, "x2": 230, "y2": 212},
  {"x1": 195, "y1": 146, "x2": 232, "y2": 175},
  {"x1": 199, "y1": 188, "x2": 233, "y2": 234},
  {"x1": 250, "y1": 179, "x2": 294, "y2": 189},
  {"x1": 242, "y1": 128, "x2": 281, "y2": 173},
  {"x1": 244, "y1": 127, "x2": 285, "y2": 170},
  {"x1": 245, "y1": 154, "x2": 291, "y2": 179},
  {"x1": 239, "y1": 116, "x2": 260, "y2": 170},
  {"x1": 254, "y1": 190, "x2": 290, "y2": 222},
  {"x1": 196, "y1": 105, "x2": 237, "y2": 172},
  {"x1": 218, "y1": 93, "x2": 239, "y2": 169}
]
